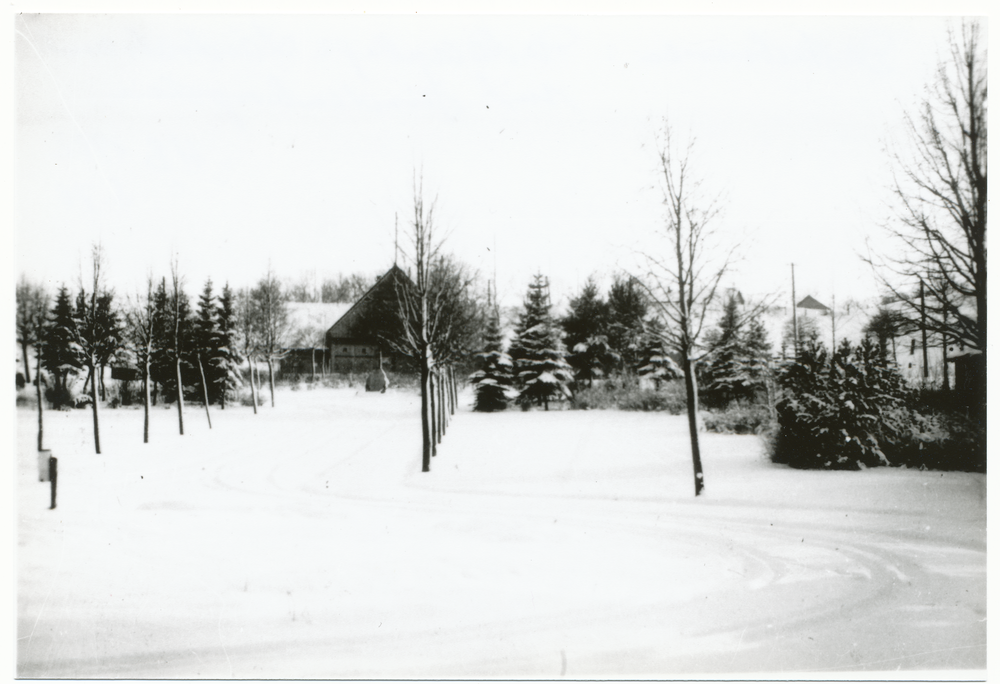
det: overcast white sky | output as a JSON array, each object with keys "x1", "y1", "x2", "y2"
[{"x1": 11, "y1": 7, "x2": 984, "y2": 310}]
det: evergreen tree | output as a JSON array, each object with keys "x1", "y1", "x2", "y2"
[
  {"x1": 509, "y1": 274, "x2": 573, "y2": 410},
  {"x1": 150, "y1": 276, "x2": 193, "y2": 403},
  {"x1": 470, "y1": 308, "x2": 516, "y2": 412},
  {"x1": 702, "y1": 294, "x2": 772, "y2": 406},
  {"x1": 636, "y1": 316, "x2": 681, "y2": 388},
  {"x1": 149, "y1": 278, "x2": 173, "y2": 401},
  {"x1": 606, "y1": 275, "x2": 648, "y2": 374},
  {"x1": 93, "y1": 291, "x2": 122, "y2": 401},
  {"x1": 192, "y1": 279, "x2": 226, "y2": 405},
  {"x1": 781, "y1": 313, "x2": 821, "y2": 360},
  {"x1": 41, "y1": 285, "x2": 84, "y2": 408},
  {"x1": 561, "y1": 278, "x2": 615, "y2": 387},
  {"x1": 216, "y1": 284, "x2": 243, "y2": 409}
]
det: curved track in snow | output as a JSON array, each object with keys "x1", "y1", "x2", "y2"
[{"x1": 17, "y1": 389, "x2": 985, "y2": 678}]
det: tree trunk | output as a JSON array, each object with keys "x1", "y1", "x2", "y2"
[
  {"x1": 175, "y1": 356, "x2": 185, "y2": 435},
  {"x1": 448, "y1": 365, "x2": 456, "y2": 415},
  {"x1": 35, "y1": 345, "x2": 43, "y2": 452},
  {"x1": 942, "y1": 330, "x2": 950, "y2": 391},
  {"x1": 420, "y1": 351, "x2": 432, "y2": 472},
  {"x1": 249, "y1": 358, "x2": 259, "y2": 415},
  {"x1": 90, "y1": 357, "x2": 101, "y2": 454},
  {"x1": 143, "y1": 352, "x2": 151, "y2": 444},
  {"x1": 197, "y1": 354, "x2": 212, "y2": 429},
  {"x1": 438, "y1": 370, "x2": 446, "y2": 438},
  {"x1": 99, "y1": 364, "x2": 106, "y2": 401},
  {"x1": 266, "y1": 356, "x2": 275, "y2": 407},
  {"x1": 682, "y1": 352, "x2": 704, "y2": 496},
  {"x1": 22, "y1": 341, "x2": 31, "y2": 385},
  {"x1": 311, "y1": 348, "x2": 316, "y2": 383},
  {"x1": 430, "y1": 371, "x2": 438, "y2": 453}
]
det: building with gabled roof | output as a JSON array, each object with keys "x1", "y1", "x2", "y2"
[{"x1": 324, "y1": 264, "x2": 414, "y2": 373}]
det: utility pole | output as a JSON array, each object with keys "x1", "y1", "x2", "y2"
[
  {"x1": 920, "y1": 279, "x2": 929, "y2": 384},
  {"x1": 831, "y1": 293, "x2": 836, "y2": 351},
  {"x1": 791, "y1": 263, "x2": 798, "y2": 358}
]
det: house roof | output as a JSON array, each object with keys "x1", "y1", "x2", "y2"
[
  {"x1": 326, "y1": 264, "x2": 413, "y2": 342},
  {"x1": 797, "y1": 295, "x2": 830, "y2": 311},
  {"x1": 284, "y1": 302, "x2": 353, "y2": 347}
]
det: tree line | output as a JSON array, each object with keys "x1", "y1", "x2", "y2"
[{"x1": 16, "y1": 252, "x2": 297, "y2": 454}]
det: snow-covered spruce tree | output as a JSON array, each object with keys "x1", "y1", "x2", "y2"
[
  {"x1": 149, "y1": 277, "x2": 193, "y2": 406},
  {"x1": 470, "y1": 308, "x2": 516, "y2": 412},
  {"x1": 42, "y1": 285, "x2": 84, "y2": 409},
  {"x1": 192, "y1": 278, "x2": 227, "y2": 407},
  {"x1": 607, "y1": 274, "x2": 649, "y2": 376},
  {"x1": 561, "y1": 278, "x2": 616, "y2": 388},
  {"x1": 701, "y1": 293, "x2": 773, "y2": 407},
  {"x1": 636, "y1": 317, "x2": 681, "y2": 389},
  {"x1": 215, "y1": 284, "x2": 243, "y2": 409},
  {"x1": 509, "y1": 274, "x2": 573, "y2": 410}
]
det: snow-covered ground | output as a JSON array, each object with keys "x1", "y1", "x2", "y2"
[{"x1": 16, "y1": 387, "x2": 986, "y2": 678}]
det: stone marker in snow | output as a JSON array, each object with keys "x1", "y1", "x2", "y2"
[{"x1": 365, "y1": 368, "x2": 389, "y2": 393}]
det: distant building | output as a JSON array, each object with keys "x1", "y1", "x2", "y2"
[
  {"x1": 324, "y1": 265, "x2": 414, "y2": 374},
  {"x1": 280, "y1": 302, "x2": 352, "y2": 377}
]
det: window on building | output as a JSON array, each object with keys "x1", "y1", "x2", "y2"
[{"x1": 911, "y1": 339, "x2": 916, "y2": 355}]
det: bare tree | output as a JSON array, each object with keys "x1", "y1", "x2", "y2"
[
  {"x1": 870, "y1": 22, "x2": 986, "y2": 371},
  {"x1": 77, "y1": 245, "x2": 117, "y2": 454},
  {"x1": 379, "y1": 180, "x2": 478, "y2": 471},
  {"x1": 16, "y1": 276, "x2": 48, "y2": 386},
  {"x1": 637, "y1": 124, "x2": 735, "y2": 497},
  {"x1": 392, "y1": 182, "x2": 441, "y2": 472},
  {"x1": 236, "y1": 288, "x2": 261, "y2": 414},
  {"x1": 170, "y1": 257, "x2": 186, "y2": 435},
  {"x1": 252, "y1": 267, "x2": 289, "y2": 407},
  {"x1": 125, "y1": 277, "x2": 157, "y2": 443},
  {"x1": 17, "y1": 279, "x2": 50, "y2": 451}
]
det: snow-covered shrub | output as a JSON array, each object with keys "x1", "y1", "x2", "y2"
[
  {"x1": 896, "y1": 409, "x2": 985, "y2": 472},
  {"x1": 570, "y1": 378, "x2": 686, "y2": 413},
  {"x1": 772, "y1": 338, "x2": 914, "y2": 470},
  {"x1": 703, "y1": 402, "x2": 773, "y2": 435}
]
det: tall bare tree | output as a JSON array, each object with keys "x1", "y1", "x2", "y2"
[
  {"x1": 77, "y1": 245, "x2": 117, "y2": 454},
  {"x1": 16, "y1": 276, "x2": 48, "y2": 386},
  {"x1": 236, "y1": 288, "x2": 261, "y2": 414},
  {"x1": 126, "y1": 277, "x2": 158, "y2": 443},
  {"x1": 871, "y1": 22, "x2": 986, "y2": 376},
  {"x1": 17, "y1": 279, "x2": 50, "y2": 450},
  {"x1": 377, "y1": 180, "x2": 478, "y2": 470},
  {"x1": 170, "y1": 257, "x2": 187, "y2": 435},
  {"x1": 252, "y1": 267, "x2": 289, "y2": 407},
  {"x1": 637, "y1": 124, "x2": 734, "y2": 497}
]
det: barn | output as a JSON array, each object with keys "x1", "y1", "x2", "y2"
[
  {"x1": 280, "y1": 302, "x2": 353, "y2": 377},
  {"x1": 324, "y1": 265, "x2": 414, "y2": 374}
]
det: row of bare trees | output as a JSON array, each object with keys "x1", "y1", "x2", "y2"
[
  {"x1": 382, "y1": 180, "x2": 481, "y2": 472},
  {"x1": 17, "y1": 252, "x2": 293, "y2": 455}
]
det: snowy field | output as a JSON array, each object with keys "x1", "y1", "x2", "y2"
[{"x1": 16, "y1": 386, "x2": 986, "y2": 678}]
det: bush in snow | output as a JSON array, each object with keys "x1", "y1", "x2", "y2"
[
  {"x1": 571, "y1": 378, "x2": 686, "y2": 413},
  {"x1": 509, "y1": 274, "x2": 573, "y2": 411},
  {"x1": 772, "y1": 338, "x2": 914, "y2": 470},
  {"x1": 702, "y1": 402, "x2": 773, "y2": 435}
]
